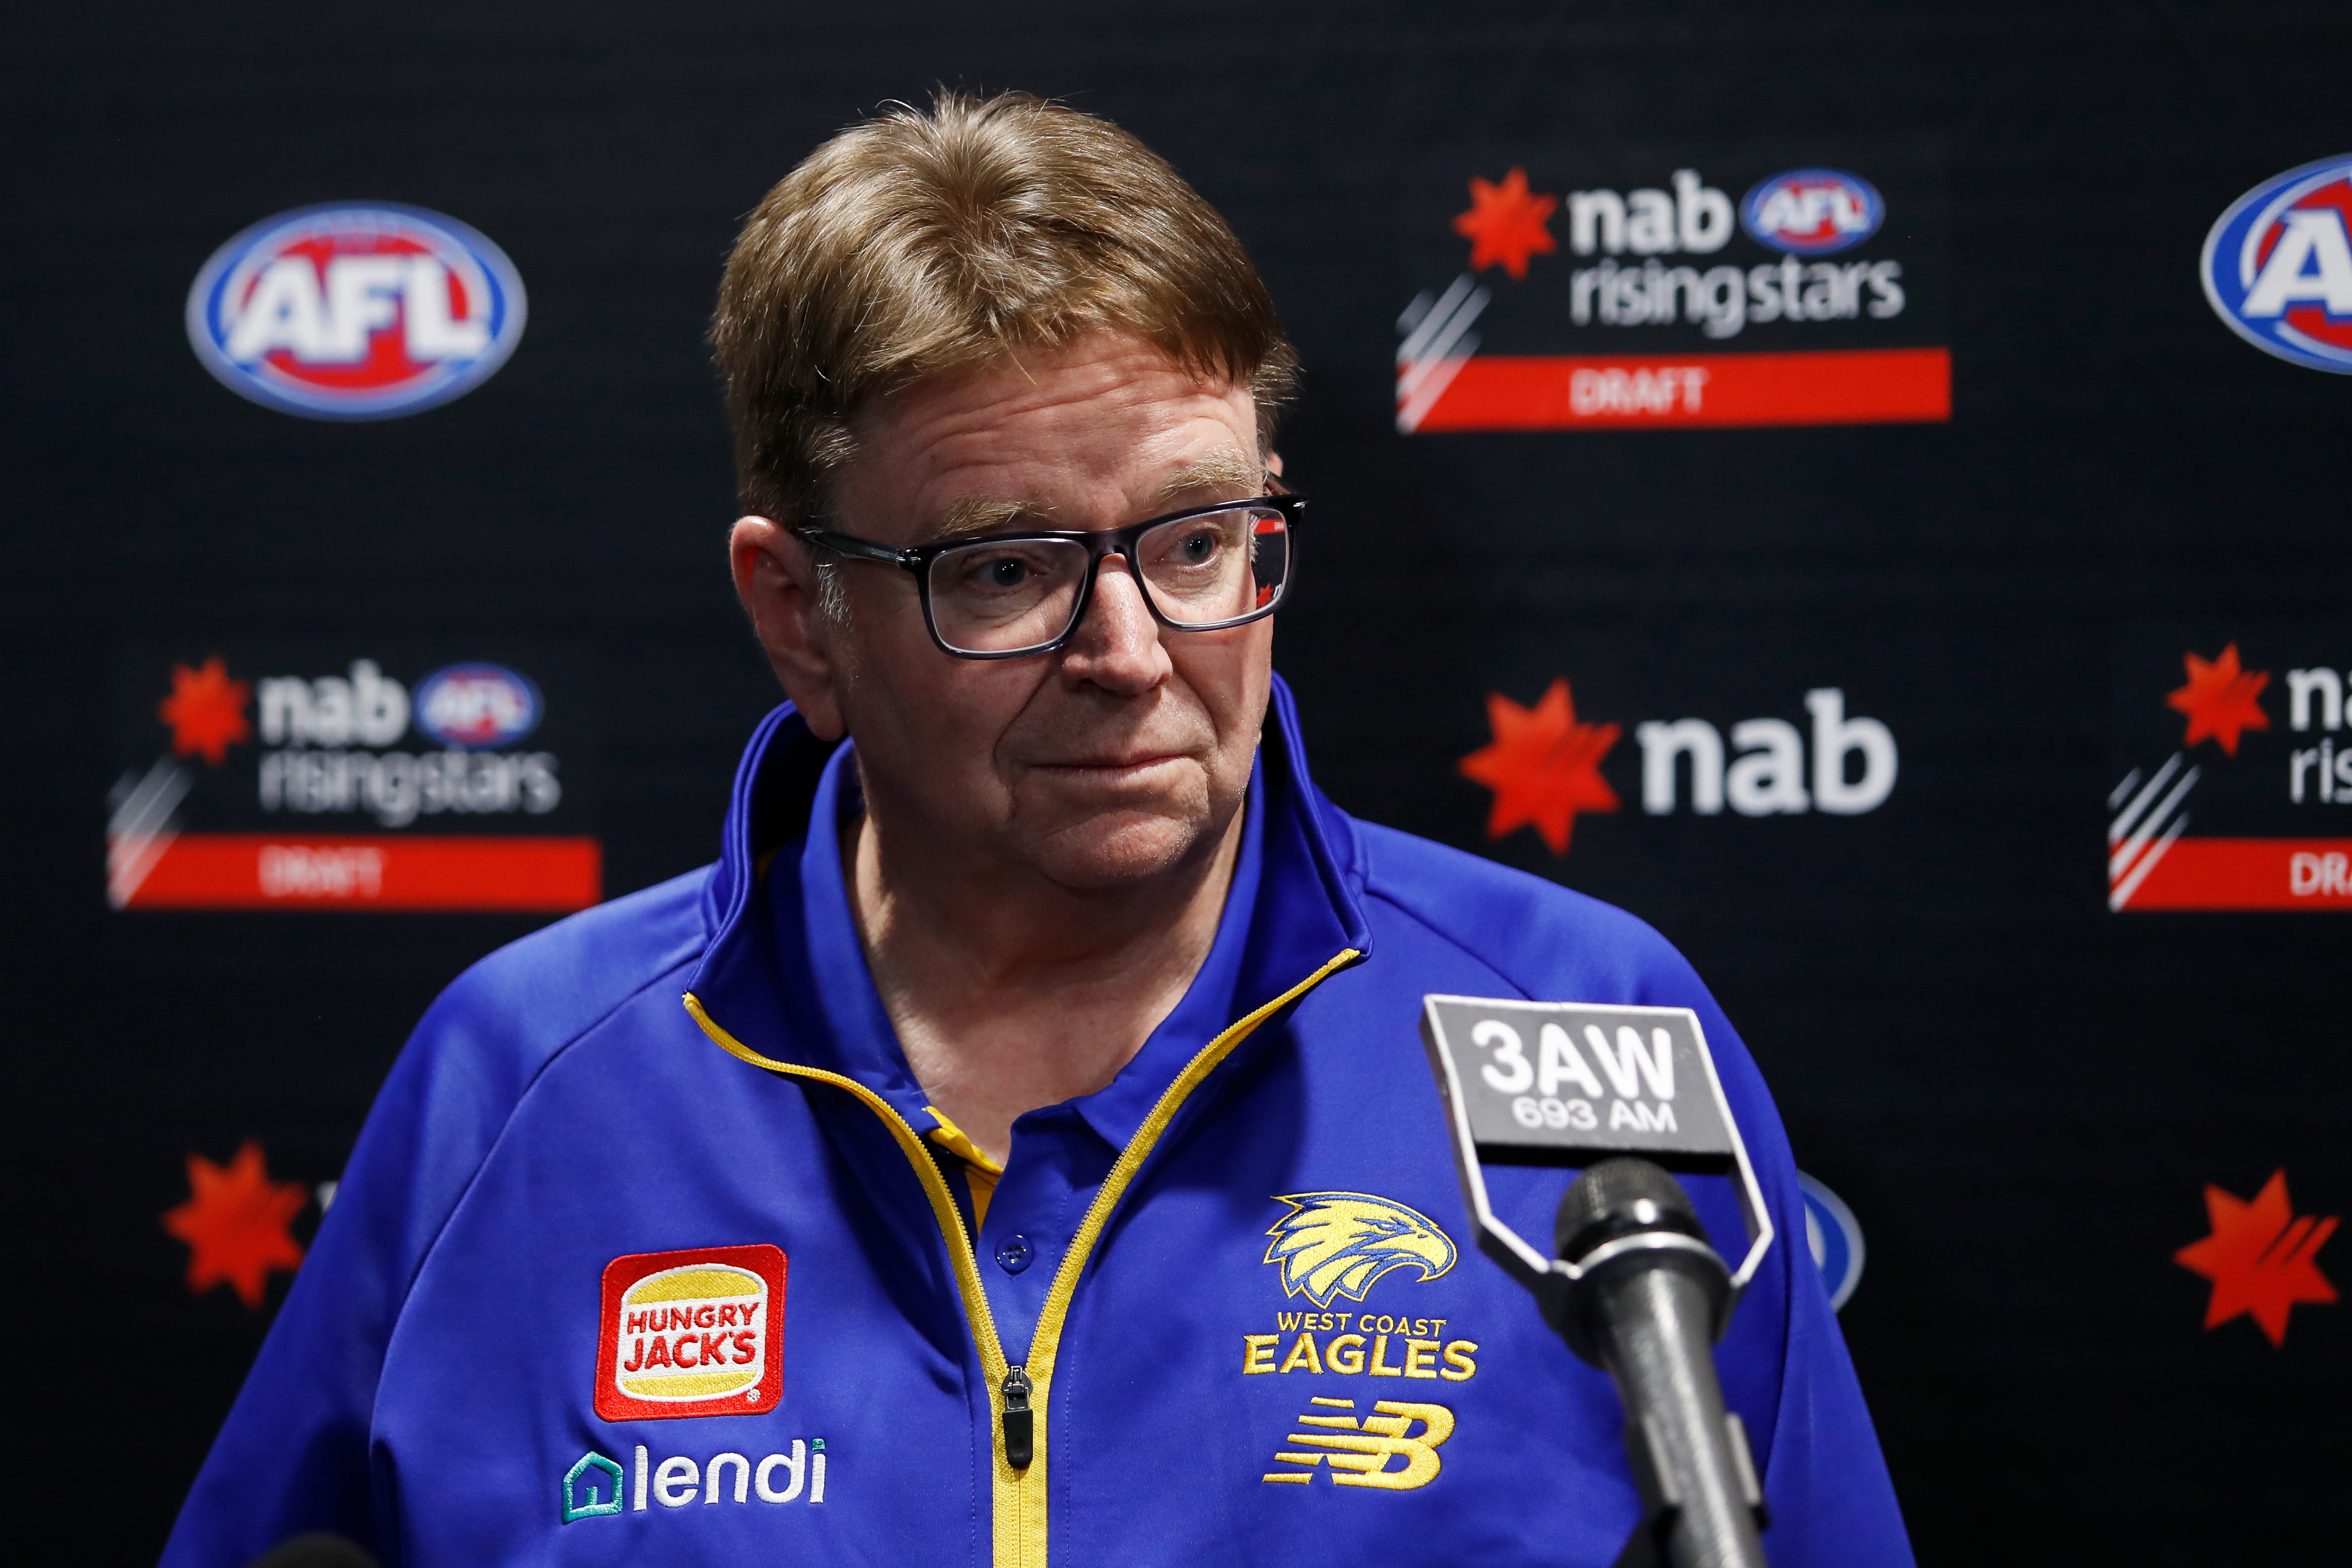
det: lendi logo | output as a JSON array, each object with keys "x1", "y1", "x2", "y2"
[
  {"x1": 595, "y1": 1244, "x2": 786, "y2": 1421},
  {"x1": 562, "y1": 1440, "x2": 829, "y2": 1524}
]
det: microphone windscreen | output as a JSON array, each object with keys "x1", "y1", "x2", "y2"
[
  {"x1": 243, "y1": 1533, "x2": 380, "y2": 1568},
  {"x1": 1555, "y1": 1156, "x2": 1708, "y2": 1263}
]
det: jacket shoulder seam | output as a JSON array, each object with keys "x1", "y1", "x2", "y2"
[
  {"x1": 1359, "y1": 880, "x2": 1541, "y2": 1002},
  {"x1": 392, "y1": 946, "x2": 708, "y2": 1310}
]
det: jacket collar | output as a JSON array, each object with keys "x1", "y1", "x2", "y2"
[{"x1": 686, "y1": 673, "x2": 1371, "y2": 1114}]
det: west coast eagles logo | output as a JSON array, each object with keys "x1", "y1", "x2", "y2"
[{"x1": 1264, "y1": 1193, "x2": 1458, "y2": 1309}]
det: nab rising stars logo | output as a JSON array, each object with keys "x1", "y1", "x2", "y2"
[
  {"x1": 186, "y1": 203, "x2": 527, "y2": 418},
  {"x1": 1264, "y1": 1193, "x2": 1457, "y2": 1309},
  {"x1": 2201, "y1": 155, "x2": 2352, "y2": 374}
]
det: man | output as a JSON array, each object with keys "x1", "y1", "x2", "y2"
[{"x1": 166, "y1": 93, "x2": 1911, "y2": 1567}]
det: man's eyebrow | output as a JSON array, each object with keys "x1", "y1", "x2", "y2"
[
  {"x1": 921, "y1": 451, "x2": 1264, "y2": 541},
  {"x1": 1155, "y1": 449, "x2": 1265, "y2": 502},
  {"x1": 930, "y1": 495, "x2": 1055, "y2": 541}
]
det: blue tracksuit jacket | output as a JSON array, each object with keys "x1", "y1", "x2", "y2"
[{"x1": 164, "y1": 677, "x2": 1913, "y2": 1567}]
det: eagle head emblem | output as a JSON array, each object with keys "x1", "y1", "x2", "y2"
[{"x1": 1263, "y1": 1192, "x2": 1458, "y2": 1309}]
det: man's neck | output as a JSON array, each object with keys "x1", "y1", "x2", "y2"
[{"x1": 844, "y1": 799, "x2": 1247, "y2": 1167}]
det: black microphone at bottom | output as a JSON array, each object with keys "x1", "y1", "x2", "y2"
[
  {"x1": 243, "y1": 1534, "x2": 379, "y2": 1568},
  {"x1": 1549, "y1": 1158, "x2": 1769, "y2": 1568}
]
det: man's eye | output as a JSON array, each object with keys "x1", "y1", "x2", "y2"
[
  {"x1": 1177, "y1": 531, "x2": 1218, "y2": 563},
  {"x1": 984, "y1": 557, "x2": 1028, "y2": 588}
]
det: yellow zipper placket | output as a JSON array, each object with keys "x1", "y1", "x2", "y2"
[{"x1": 683, "y1": 944, "x2": 1360, "y2": 1568}]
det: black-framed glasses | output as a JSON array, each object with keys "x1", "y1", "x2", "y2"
[{"x1": 798, "y1": 489, "x2": 1305, "y2": 660}]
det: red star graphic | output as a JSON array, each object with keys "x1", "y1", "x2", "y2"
[
  {"x1": 2174, "y1": 1169, "x2": 2336, "y2": 1347},
  {"x1": 2164, "y1": 644, "x2": 2270, "y2": 756},
  {"x1": 1454, "y1": 167, "x2": 1558, "y2": 280},
  {"x1": 158, "y1": 656, "x2": 252, "y2": 765},
  {"x1": 1458, "y1": 677, "x2": 1621, "y2": 855},
  {"x1": 161, "y1": 1140, "x2": 307, "y2": 1309}
]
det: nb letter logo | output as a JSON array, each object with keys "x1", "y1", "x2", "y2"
[{"x1": 1263, "y1": 1397, "x2": 1456, "y2": 1488}]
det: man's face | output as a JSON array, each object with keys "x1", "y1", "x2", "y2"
[{"x1": 780, "y1": 333, "x2": 1274, "y2": 893}]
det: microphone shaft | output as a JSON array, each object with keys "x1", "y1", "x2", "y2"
[{"x1": 1593, "y1": 1261, "x2": 1767, "y2": 1568}]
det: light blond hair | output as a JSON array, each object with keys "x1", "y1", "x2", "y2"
[{"x1": 712, "y1": 91, "x2": 1297, "y2": 525}]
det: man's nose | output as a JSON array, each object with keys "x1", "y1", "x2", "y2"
[{"x1": 1059, "y1": 554, "x2": 1170, "y2": 692}]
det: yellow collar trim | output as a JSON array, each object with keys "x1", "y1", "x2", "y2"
[
  {"x1": 924, "y1": 1108, "x2": 1005, "y2": 1177},
  {"x1": 683, "y1": 944, "x2": 1360, "y2": 1568},
  {"x1": 681, "y1": 992, "x2": 1007, "y2": 1391}
]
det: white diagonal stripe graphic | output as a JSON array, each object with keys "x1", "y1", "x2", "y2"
[
  {"x1": 106, "y1": 757, "x2": 191, "y2": 909},
  {"x1": 1398, "y1": 288, "x2": 1489, "y2": 400},
  {"x1": 2108, "y1": 810, "x2": 2187, "y2": 911},
  {"x1": 2108, "y1": 753, "x2": 2182, "y2": 846},
  {"x1": 109, "y1": 756, "x2": 191, "y2": 844},
  {"x1": 1397, "y1": 342, "x2": 1480, "y2": 434},
  {"x1": 2109, "y1": 764, "x2": 2198, "y2": 883},
  {"x1": 107, "y1": 829, "x2": 179, "y2": 910},
  {"x1": 1398, "y1": 274, "x2": 1480, "y2": 367},
  {"x1": 1396, "y1": 281, "x2": 1491, "y2": 434}
]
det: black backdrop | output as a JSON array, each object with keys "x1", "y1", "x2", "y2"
[{"x1": 6, "y1": 3, "x2": 2347, "y2": 1561}]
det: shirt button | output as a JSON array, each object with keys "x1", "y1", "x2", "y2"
[{"x1": 994, "y1": 1235, "x2": 1035, "y2": 1275}]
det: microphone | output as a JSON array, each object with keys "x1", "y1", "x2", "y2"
[
  {"x1": 1551, "y1": 1158, "x2": 1767, "y2": 1568},
  {"x1": 1418, "y1": 996, "x2": 1781, "y2": 1568},
  {"x1": 243, "y1": 1534, "x2": 380, "y2": 1568}
]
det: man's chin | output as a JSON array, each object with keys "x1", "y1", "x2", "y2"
[{"x1": 1022, "y1": 810, "x2": 1216, "y2": 892}]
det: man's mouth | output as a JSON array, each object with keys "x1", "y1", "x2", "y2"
[{"x1": 1035, "y1": 753, "x2": 1185, "y2": 777}]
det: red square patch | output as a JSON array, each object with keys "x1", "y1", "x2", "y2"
[{"x1": 594, "y1": 1244, "x2": 786, "y2": 1421}]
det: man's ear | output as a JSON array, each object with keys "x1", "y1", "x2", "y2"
[
  {"x1": 1265, "y1": 451, "x2": 1284, "y2": 479},
  {"x1": 729, "y1": 516, "x2": 848, "y2": 741}
]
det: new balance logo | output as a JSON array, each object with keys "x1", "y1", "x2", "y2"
[{"x1": 1261, "y1": 1397, "x2": 1455, "y2": 1489}]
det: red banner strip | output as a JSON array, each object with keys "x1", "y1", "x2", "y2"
[
  {"x1": 1409, "y1": 347, "x2": 1952, "y2": 431},
  {"x1": 121, "y1": 833, "x2": 602, "y2": 912},
  {"x1": 2117, "y1": 838, "x2": 2352, "y2": 911}
]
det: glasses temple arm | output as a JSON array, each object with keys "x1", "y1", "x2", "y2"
[{"x1": 796, "y1": 527, "x2": 917, "y2": 566}]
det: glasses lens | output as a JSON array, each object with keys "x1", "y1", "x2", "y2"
[
  {"x1": 1137, "y1": 506, "x2": 1290, "y2": 625},
  {"x1": 926, "y1": 537, "x2": 1091, "y2": 653}
]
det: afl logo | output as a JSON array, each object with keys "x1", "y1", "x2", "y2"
[
  {"x1": 414, "y1": 663, "x2": 542, "y2": 750},
  {"x1": 1740, "y1": 169, "x2": 1884, "y2": 256},
  {"x1": 2201, "y1": 155, "x2": 2352, "y2": 374},
  {"x1": 185, "y1": 203, "x2": 527, "y2": 418}
]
